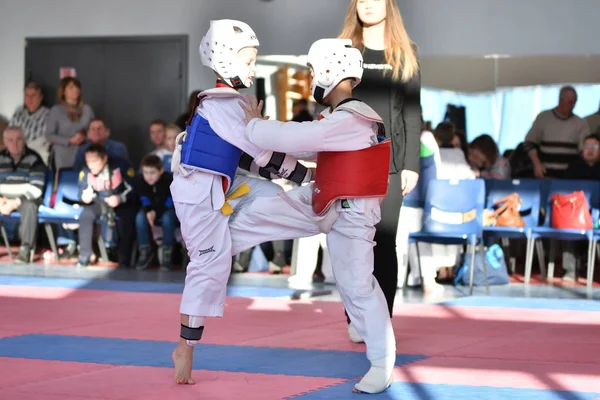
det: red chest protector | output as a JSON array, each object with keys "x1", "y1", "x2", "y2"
[{"x1": 312, "y1": 101, "x2": 391, "y2": 216}]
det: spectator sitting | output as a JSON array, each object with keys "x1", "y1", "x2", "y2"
[
  {"x1": 149, "y1": 119, "x2": 171, "y2": 160},
  {"x1": 0, "y1": 126, "x2": 47, "y2": 263},
  {"x1": 135, "y1": 154, "x2": 176, "y2": 271},
  {"x1": 469, "y1": 134, "x2": 511, "y2": 179},
  {"x1": 434, "y1": 122, "x2": 475, "y2": 180},
  {"x1": 564, "y1": 134, "x2": 600, "y2": 180},
  {"x1": 73, "y1": 119, "x2": 129, "y2": 171},
  {"x1": 77, "y1": 144, "x2": 137, "y2": 268},
  {"x1": 9, "y1": 82, "x2": 51, "y2": 164},
  {"x1": 508, "y1": 142, "x2": 534, "y2": 178}
]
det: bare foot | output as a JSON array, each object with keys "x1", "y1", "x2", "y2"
[{"x1": 172, "y1": 341, "x2": 195, "y2": 385}]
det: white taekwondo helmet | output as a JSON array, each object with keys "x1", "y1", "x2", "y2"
[
  {"x1": 199, "y1": 19, "x2": 260, "y2": 88},
  {"x1": 306, "y1": 38, "x2": 363, "y2": 104}
]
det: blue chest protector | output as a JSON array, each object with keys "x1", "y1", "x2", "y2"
[{"x1": 181, "y1": 114, "x2": 242, "y2": 191}]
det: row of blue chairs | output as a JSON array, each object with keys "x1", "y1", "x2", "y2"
[
  {"x1": 405, "y1": 177, "x2": 600, "y2": 294},
  {"x1": 0, "y1": 169, "x2": 109, "y2": 262}
]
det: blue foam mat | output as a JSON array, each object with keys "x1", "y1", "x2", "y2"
[
  {"x1": 439, "y1": 296, "x2": 600, "y2": 311},
  {"x1": 0, "y1": 334, "x2": 426, "y2": 379},
  {"x1": 0, "y1": 275, "x2": 298, "y2": 298},
  {"x1": 292, "y1": 381, "x2": 600, "y2": 400}
]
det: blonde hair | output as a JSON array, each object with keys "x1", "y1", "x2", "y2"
[
  {"x1": 340, "y1": 0, "x2": 418, "y2": 82},
  {"x1": 165, "y1": 123, "x2": 180, "y2": 133}
]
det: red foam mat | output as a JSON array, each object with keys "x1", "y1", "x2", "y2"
[
  {"x1": 0, "y1": 359, "x2": 345, "y2": 400},
  {"x1": 443, "y1": 337, "x2": 600, "y2": 363},
  {"x1": 396, "y1": 356, "x2": 600, "y2": 392},
  {"x1": 2, "y1": 287, "x2": 599, "y2": 358}
]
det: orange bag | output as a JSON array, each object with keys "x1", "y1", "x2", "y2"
[
  {"x1": 493, "y1": 193, "x2": 525, "y2": 228},
  {"x1": 551, "y1": 191, "x2": 592, "y2": 230}
]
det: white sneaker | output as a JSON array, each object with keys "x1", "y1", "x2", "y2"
[
  {"x1": 347, "y1": 323, "x2": 365, "y2": 343},
  {"x1": 354, "y1": 354, "x2": 395, "y2": 394}
]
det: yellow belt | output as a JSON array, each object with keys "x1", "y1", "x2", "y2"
[{"x1": 220, "y1": 183, "x2": 250, "y2": 216}]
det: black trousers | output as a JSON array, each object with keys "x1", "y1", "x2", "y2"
[
  {"x1": 17, "y1": 199, "x2": 40, "y2": 249},
  {"x1": 78, "y1": 201, "x2": 137, "y2": 266},
  {"x1": 346, "y1": 174, "x2": 403, "y2": 322}
]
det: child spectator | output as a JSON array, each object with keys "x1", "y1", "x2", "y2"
[
  {"x1": 162, "y1": 124, "x2": 179, "y2": 172},
  {"x1": 135, "y1": 154, "x2": 176, "y2": 270},
  {"x1": 77, "y1": 144, "x2": 137, "y2": 267}
]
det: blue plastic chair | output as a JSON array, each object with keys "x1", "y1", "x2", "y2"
[
  {"x1": 526, "y1": 179, "x2": 600, "y2": 284},
  {"x1": 37, "y1": 169, "x2": 84, "y2": 260},
  {"x1": 410, "y1": 179, "x2": 488, "y2": 295},
  {"x1": 0, "y1": 211, "x2": 21, "y2": 260},
  {"x1": 403, "y1": 155, "x2": 437, "y2": 208},
  {"x1": 402, "y1": 155, "x2": 436, "y2": 290},
  {"x1": 588, "y1": 231, "x2": 600, "y2": 290},
  {"x1": 483, "y1": 179, "x2": 542, "y2": 275}
]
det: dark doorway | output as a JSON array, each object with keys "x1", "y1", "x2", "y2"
[{"x1": 25, "y1": 35, "x2": 188, "y2": 168}]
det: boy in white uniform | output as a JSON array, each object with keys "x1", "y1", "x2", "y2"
[
  {"x1": 238, "y1": 38, "x2": 396, "y2": 394},
  {"x1": 170, "y1": 20, "x2": 321, "y2": 385}
]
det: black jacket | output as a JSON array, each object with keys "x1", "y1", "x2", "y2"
[{"x1": 353, "y1": 47, "x2": 422, "y2": 175}]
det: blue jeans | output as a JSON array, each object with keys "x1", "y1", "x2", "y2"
[{"x1": 135, "y1": 209, "x2": 177, "y2": 246}]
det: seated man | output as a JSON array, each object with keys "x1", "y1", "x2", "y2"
[
  {"x1": 77, "y1": 144, "x2": 137, "y2": 267},
  {"x1": 73, "y1": 119, "x2": 129, "y2": 171},
  {"x1": 565, "y1": 133, "x2": 600, "y2": 180},
  {"x1": 135, "y1": 154, "x2": 176, "y2": 270},
  {"x1": 149, "y1": 119, "x2": 171, "y2": 160},
  {"x1": 0, "y1": 126, "x2": 47, "y2": 263}
]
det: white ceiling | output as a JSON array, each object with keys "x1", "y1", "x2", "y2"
[{"x1": 420, "y1": 55, "x2": 600, "y2": 92}]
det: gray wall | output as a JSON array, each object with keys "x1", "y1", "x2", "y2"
[
  {"x1": 2, "y1": 0, "x2": 599, "y2": 116},
  {"x1": 399, "y1": 0, "x2": 600, "y2": 56},
  {"x1": 0, "y1": 0, "x2": 349, "y2": 116}
]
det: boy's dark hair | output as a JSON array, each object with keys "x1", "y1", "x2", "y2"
[
  {"x1": 150, "y1": 119, "x2": 167, "y2": 127},
  {"x1": 434, "y1": 121, "x2": 456, "y2": 146},
  {"x1": 85, "y1": 143, "x2": 108, "y2": 159},
  {"x1": 141, "y1": 154, "x2": 163, "y2": 170},
  {"x1": 88, "y1": 118, "x2": 108, "y2": 129},
  {"x1": 583, "y1": 133, "x2": 600, "y2": 143},
  {"x1": 293, "y1": 98, "x2": 308, "y2": 107},
  {"x1": 470, "y1": 134, "x2": 500, "y2": 165}
]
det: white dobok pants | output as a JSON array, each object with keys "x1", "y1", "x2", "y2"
[{"x1": 173, "y1": 170, "x2": 394, "y2": 361}]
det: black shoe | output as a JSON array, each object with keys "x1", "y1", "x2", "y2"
[
  {"x1": 15, "y1": 246, "x2": 31, "y2": 264},
  {"x1": 135, "y1": 245, "x2": 153, "y2": 270},
  {"x1": 59, "y1": 243, "x2": 78, "y2": 260},
  {"x1": 160, "y1": 246, "x2": 173, "y2": 271},
  {"x1": 312, "y1": 271, "x2": 325, "y2": 283}
]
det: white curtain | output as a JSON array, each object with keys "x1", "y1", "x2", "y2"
[{"x1": 422, "y1": 84, "x2": 600, "y2": 153}]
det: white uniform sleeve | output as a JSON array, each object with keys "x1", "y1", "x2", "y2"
[
  {"x1": 245, "y1": 111, "x2": 375, "y2": 153},
  {"x1": 199, "y1": 98, "x2": 271, "y2": 160},
  {"x1": 199, "y1": 97, "x2": 310, "y2": 183}
]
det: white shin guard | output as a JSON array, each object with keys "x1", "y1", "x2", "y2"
[
  {"x1": 354, "y1": 354, "x2": 395, "y2": 394},
  {"x1": 182, "y1": 316, "x2": 205, "y2": 346}
]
